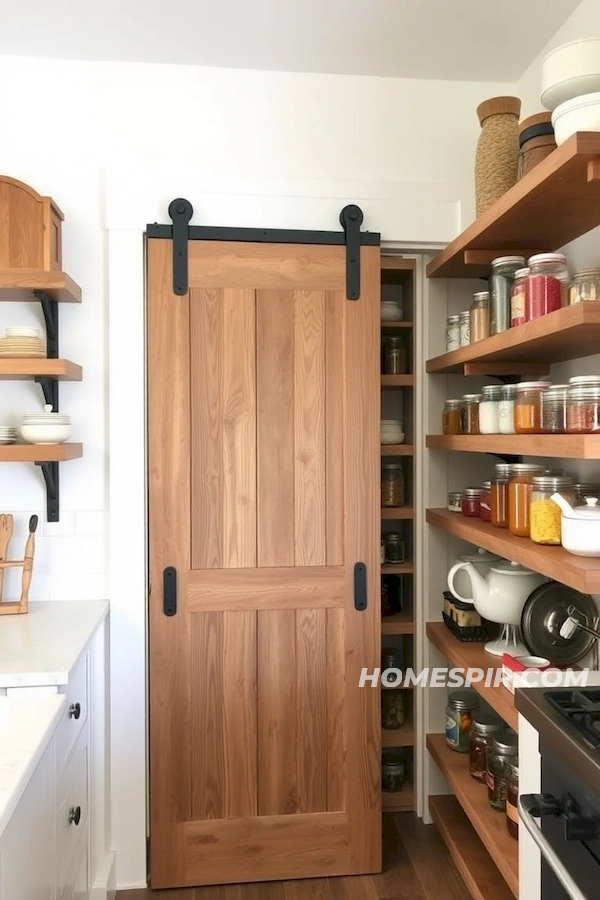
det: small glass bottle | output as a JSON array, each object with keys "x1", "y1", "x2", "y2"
[
  {"x1": 491, "y1": 256, "x2": 525, "y2": 334},
  {"x1": 448, "y1": 491, "x2": 464, "y2": 513},
  {"x1": 487, "y1": 729, "x2": 518, "y2": 811},
  {"x1": 381, "y1": 463, "x2": 405, "y2": 508},
  {"x1": 443, "y1": 399, "x2": 462, "y2": 435},
  {"x1": 530, "y1": 475, "x2": 575, "y2": 545},
  {"x1": 461, "y1": 394, "x2": 481, "y2": 435},
  {"x1": 511, "y1": 266, "x2": 529, "y2": 327},
  {"x1": 470, "y1": 291, "x2": 490, "y2": 343},
  {"x1": 459, "y1": 310, "x2": 471, "y2": 347},
  {"x1": 469, "y1": 712, "x2": 504, "y2": 782},
  {"x1": 514, "y1": 381, "x2": 550, "y2": 434},
  {"x1": 527, "y1": 253, "x2": 569, "y2": 320},
  {"x1": 462, "y1": 487, "x2": 483, "y2": 517},
  {"x1": 384, "y1": 532, "x2": 406, "y2": 564},
  {"x1": 491, "y1": 463, "x2": 512, "y2": 528},
  {"x1": 480, "y1": 481, "x2": 492, "y2": 522},
  {"x1": 508, "y1": 464, "x2": 544, "y2": 537},
  {"x1": 541, "y1": 384, "x2": 569, "y2": 434},
  {"x1": 479, "y1": 385, "x2": 501, "y2": 434},
  {"x1": 499, "y1": 384, "x2": 517, "y2": 434},
  {"x1": 446, "y1": 315, "x2": 460, "y2": 352},
  {"x1": 506, "y1": 763, "x2": 519, "y2": 839},
  {"x1": 382, "y1": 335, "x2": 408, "y2": 375},
  {"x1": 446, "y1": 691, "x2": 479, "y2": 753}
]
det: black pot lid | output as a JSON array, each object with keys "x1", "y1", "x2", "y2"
[{"x1": 521, "y1": 582, "x2": 597, "y2": 666}]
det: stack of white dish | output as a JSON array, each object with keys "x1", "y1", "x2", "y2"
[
  {"x1": 542, "y1": 39, "x2": 600, "y2": 145},
  {"x1": 0, "y1": 426, "x2": 17, "y2": 445},
  {"x1": 381, "y1": 419, "x2": 405, "y2": 444},
  {"x1": 21, "y1": 405, "x2": 71, "y2": 445},
  {"x1": 0, "y1": 327, "x2": 45, "y2": 358}
]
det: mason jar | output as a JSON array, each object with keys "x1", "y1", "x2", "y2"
[
  {"x1": 491, "y1": 463, "x2": 513, "y2": 528},
  {"x1": 541, "y1": 384, "x2": 569, "y2": 434},
  {"x1": 446, "y1": 690, "x2": 479, "y2": 753},
  {"x1": 508, "y1": 464, "x2": 545, "y2": 537},
  {"x1": 490, "y1": 256, "x2": 525, "y2": 334},
  {"x1": 443, "y1": 399, "x2": 462, "y2": 435},
  {"x1": 459, "y1": 310, "x2": 471, "y2": 347},
  {"x1": 499, "y1": 383, "x2": 517, "y2": 434},
  {"x1": 514, "y1": 381, "x2": 550, "y2": 434},
  {"x1": 527, "y1": 253, "x2": 570, "y2": 320},
  {"x1": 479, "y1": 385, "x2": 501, "y2": 434},
  {"x1": 530, "y1": 474, "x2": 575, "y2": 545},
  {"x1": 446, "y1": 315, "x2": 460, "y2": 351},
  {"x1": 469, "y1": 711, "x2": 504, "y2": 782},
  {"x1": 510, "y1": 266, "x2": 529, "y2": 327},
  {"x1": 461, "y1": 394, "x2": 481, "y2": 435},
  {"x1": 487, "y1": 729, "x2": 518, "y2": 811},
  {"x1": 470, "y1": 291, "x2": 490, "y2": 343}
]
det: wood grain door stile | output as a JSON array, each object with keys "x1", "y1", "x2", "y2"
[{"x1": 148, "y1": 237, "x2": 381, "y2": 888}]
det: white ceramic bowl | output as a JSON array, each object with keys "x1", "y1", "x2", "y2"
[
  {"x1": 21, "y1": 423, "x2": 71, "y2": 445},
  {"x1": 5, "y1": 326, "x2": 40, "y2": 337},
  {"x1": 542, "y1": 39, "x2": 600, "y2": 110},
  {"x1": 552, "y1": 91, "x2": 600, "y2": 145}
]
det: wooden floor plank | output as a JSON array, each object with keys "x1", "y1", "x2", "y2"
[{"x1": 397, "y1": 811, "x2": 467, "y2": 900}]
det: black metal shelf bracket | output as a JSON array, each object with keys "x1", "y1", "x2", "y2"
[
  {"x1": 34, "y1": 291, "x2": 59, "y2": 358},
  {"x1": 35, "y1": 461, "x2": 59, "y2": 522},
  {"x1": 340, "y1": 205, "x2": 364, "y2": 301},
  {"x1": 34, "y1": 377, "x2": 59, "y2": 411}
]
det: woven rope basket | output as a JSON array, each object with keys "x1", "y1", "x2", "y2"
[{"x1": 475, "y1": 97, "x2": 521, "y2": 218}]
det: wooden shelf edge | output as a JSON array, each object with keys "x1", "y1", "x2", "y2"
[
  {"x1": 381, "y1": 563, "x2": 414, "y2": 575},
  {"x1": 0, "y1": 270, "x2": 82, "y2": 303},
  {"x1": 0, "y1": 359, "x2": 82, "y2": 381},
  {"x1": 381, "y1": 258, "x2": 416, "y2": 272},
  {"x1": 427, "y1": 734, "x2": 518, "y2": 898},
  {"x1": 429, "y1": 795, "x2": 516, "y2": 900},
  {"x1": 426, "y1": 433, "x2": 600, "y2": 460},
  {"x1": 382, "y1": 723, "x2": 414, "y2": 747},
  {"x1": 381, "y1": 375, "x2": 414, "y2": 387},
  {"x1": 382, "y1": 786, "x2": 414, "y2": 810},
  {"x1": 0, "y1": 443, "x2": 83, "y2": 462},
  {"x1": 381, "y1": 321, "x2": 413, "y2": 329},
  {"x1": 381, "y1": 507, "x2": 414, "y2": 519},
  {"x1": 382, "y1": 613, "x2": 415, "y2": 635},
  {"x1": 381, "y1": 444, "x2": 414, "y2": 456},
  {"x1": 426, "y1": 507, "x2": 600, "y2": 594}
]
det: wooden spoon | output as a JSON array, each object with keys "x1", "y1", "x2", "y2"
[{"x1": 0, "y1": 514, "x2": 13, "y2": 601}]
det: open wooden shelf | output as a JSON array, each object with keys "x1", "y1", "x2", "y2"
[
  {"x1": 382, "y1": 612, "x2": 415, "y2": 635},
  {"x1": 427, "y1": 507, "x2": 600, "y2": 594},
  {"x1": 0, "y1": 444, "x2": 83, "y2": 462},
  {"x1": 381, "y1": 375, "x2": 413, "y2": 387},
  {"x1": 0, "y1": 270, "x2": 82, "y2": 303},
  {"x1": 381, "y1": 444, "x2": 413, "y2": 456},
  {"x1": 427, "y1": 621, "x2": 516, "y2": 729},
  {"x1": 382, "y1": 720, "x2": 414, "y2": 748},
  {"x1": 381, "y1": 562, "x2": 414, "y2": 575},
  {"x1": 427, "y1": 133, "x2": 600, "y2": 279},
  {"x1": 381, "y1": 321, "x2": 413, "y2": 329},
  {"x1": 382, "y1": 784, "x2": 414, "y2": 811},
  {"x1": 381, "y1": 507, "x2": 414, "y2": 519},
  {"x1": 427, "y1": 303, "x2": 600, "y2": 373},
  {"x1": 426, "y1": 433, "x2": 600, "y2": 459},
  {"x1": 427, "y1": 734, "x2": 518, "y2": 897},
  {"x1": 0, "y1": 359, "x2": 82, "y2": 381},
  {"x1": 381, "y1": 258, "x2": 416, "y2": 272},
  {"x1": 429, "y1": 795, "x2": 515, "y2": 900}
]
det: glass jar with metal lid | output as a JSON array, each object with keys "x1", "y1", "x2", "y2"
[
  {"x1": 479, "y1": 384, "x2": 501, "y2": 434},
  {"x1": 461, "y1": 394, "x2": 481, "y2": 435},
  {"x1": 569, "y1": 375, "x2": 600, "y2": 388},
  {"x1": 448, "y1": 491, "x2": 464, "y2": 513},
  {"x1": 383, "y1": 532, "x2": 406, "y2": 564},
  {"x1": 511, "y1": 266, "x2": 529, "y2": 327},
  {"x1": 568, "y1": 385, "x2": 600, "y2": 433},
  {"x1": 470, "y1": 291, "x2": 490, "y2": 343},
  {"x1": 446, "y1": 690, "x2": 479, "y2": 753},
  {"x1": 443, "y1": 399, "x2": 462, "y2": 435},
  {"x1": 508, "y1": 464, "x2": 545, "y2": 536},
  {"x1": 480, "y1": 482, "x2": 492, "y2": 522},
  {"x1": 382, "y1": 335, "x2": 408, "y2": 374},
  {"x1": 462, "y1": 486, "x2": 483, "y2": 517},
  {"x1": 487, "y1": 729, "x2": 518, "y2": 810},
  {"x1": 382, "y1": 749, "x2": 407, "y2": 792},
  {"x1": 530, "y1": 475, "x2": 575, "y2": 545},
  {"x1": 515, "y1": 381, "x2": 550, "y2": 434},
  {"x1": 491, "y1": 463, "x2": 513, "y2": 528},
  {"x1": 381, "y1": 462, "x2": 405, "y2": 508},
  {"x1": 569, "y1": 269, "x2": 600, "y2": 304},
  {"x1": 506, "y1": 763, "x2": 519, "y2": 838},
  {"x1": 499, "y1": 383, "x2": 517, "y2": 434},
  {"x1": 459, "y1": 310, "x2": 471, "y2": 347},
  {"x1": 527, "y1": 253, "x2": 569, "y2": 320},
  {"x1": 490, "y1": 256, "x2": 525, "y2": 334},
  {"x1": 446, "y1": 314, "x2": 460, "y2": 352},
  {"x1": 469, "y1": 711, "x2": 504, "y2": 781},
  {"x1": 574, "y1": 482, "x2": 600, "y2": 504},
  {"x1": 541, "y1": 384, "x2": 569, "y2": 433}
]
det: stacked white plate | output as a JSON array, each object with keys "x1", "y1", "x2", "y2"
[
  {"x1": 0, "y1": 327, "x2": 45, "y2": 358},
  {"x1": 21, "y1": 405, "x2": 71, "y2": 445},
  {"x1": 0, "y1": 426, "x2": 17, "y2": 445}
]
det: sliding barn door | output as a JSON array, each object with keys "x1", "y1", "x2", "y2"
[{"x1": 147, "y1": 236, "x2": 381, "y2": 888}]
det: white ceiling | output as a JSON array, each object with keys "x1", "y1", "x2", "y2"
[{"x1": 0, "y1": 0, "x2": 581, "y2": 81}]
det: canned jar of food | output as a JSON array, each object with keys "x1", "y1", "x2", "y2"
[
  {"x1": 470, "y1": 291, "x2": 490, "y2": 343},
  {"x1": 527, "y1": 253, "x2": 569, "y2": 320},
  {"x1": 567, "y1": 385, "x2": 600, "y2": 433},
  {"x1": 382, "y1": 749, "x2": 407, "y2": 792},
  {"x1": 448, "y1": 491, "x2": 464, "y2": 513},
  {"x1": 381, "y1": 463, "x2": 405, "y2": 507},
  {"x1": 510, "y1": 266, "x2": 529, "y2": 327},
  {"x1": 461, "y1": 394, "x2": 481, "y2": 435},
  {"x1": 515, "y1": 381, "x2": 550, "y2": 434},
  {"x1": 446, "y1": 315, "x2": 460, "y2": 351},
  {"x1": 443, "y1": 399, "x2": 462, "y2": 435},
  {"x1": 469, "y1": 711, "x2": 504, "y2": 782},
  {"x1": 491, "y1": 463, "x2": 513, "y2": 528},
  {"x1": 499, "y1": 383, "x2": 517, "y2": 434},
  {"x1": 462, "y1": 486, "x2": 483, "y2": 517},
  {"x1": 446, "y1": 690, "x2": 479, "y2": 753},
  {"x1": 459, "y1": 310, "x2": 471, "y2": 347},
  {"x1": 382, "y1": 335, "x2": 408, "y2": 374},
  {"x1": 541, "y1": 384, "x2": 569, "y2": 433},
  {"x1": 508, "y1": 464, "x2": 544, "y2": 537},
  {"x1": 569, "y1": 269, "x2": 600, "y2": 304},
  {"x1": 530, "y1": 475, "x2": 575, "y2": 545},
  {"x1": 479, "y1": 385, "x2": 501, "y2": 434},
  {"x1": 487, "y1": 729, "x2": 518, "y2": 811},
  {"x1": 491, "y1": 256, "x2": 525, "y2": 334}
]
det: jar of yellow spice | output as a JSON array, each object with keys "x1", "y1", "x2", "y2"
[{"x1": 530, "y1": 475, "x2": 575, "y2": 545}]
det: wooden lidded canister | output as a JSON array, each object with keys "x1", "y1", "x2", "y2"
[
  {"x1": 475, "y1": 96, "x2": 521, "y2": 217},
  {"x1": 518, "y1": 112, "x2": 557, "y2": 180}
]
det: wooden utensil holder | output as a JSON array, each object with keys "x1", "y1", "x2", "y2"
[{"x1": 0, "y1": 514, "x2": 37, "y2": 615}]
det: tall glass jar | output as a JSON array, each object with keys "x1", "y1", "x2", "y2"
[
  {"x1": 446, "y1": 315, "x2": 460, "y2": 351},
  {"x1": 446, "y1": 690, "x2": 479, "y2": 753},
  {"x1": 508, "y1": 464, "x2": 544, "y2": 536},
  {"x1": 469, "y1": 711, "x2": 504, "y2": 782},
  {"x1": 511, "y1": 266, "x2": 529, "y2": 327},
  {"x1": 459, "y1": 310, "x2": 471, "y2": 347},
  {"x1": 515, "y1": 381, "x2": 550, "y2": 434},
  {"x1": 541, "y1": 384, "x2": 569, "y2": 433},
  {"x1": 526, "y1": 253, "x2": 569, "y2": 320},
  {"x1": 470, "y1": 291, "x2": 490, "y2": 342},
  {"x1": 487, "y1": 729, "x2": 518, "y2": 811},
  {"x1": 567, "y1": 385, "x2": 600, "y2": 433},
  {"x1": 499, "y1": 384, "x2": 517, "y2": 434},
  {"x1": 382, "y1": 335, "x2": 408, "y2": 374},
  {"x1": 479, "y1": 385, "x2": 501, "y2": 434},
  {"x1": 461, "y1": 394, "x2": 481, "y2": 435},
  {"x1": 443, "y1": 399, "x2": 462, "y2": 435},
  {"x1": 506, "y1": 763, "x2": 519, "y2": 838},
  {"x1": 382, "y1": 690, "x2": 406, "y2": 729},
  {"x1": 491, "y1": 256, "x2": 525, "y2": 334},
  {"x1": 381, "y1": 463, "x2": 405, "y2": 508},
  {"x1": 530, "y1": 475, "x2": 575, "y2": 545},
  {"x1": 491, "y1": 463, "x2": 512, "y2": 528}
]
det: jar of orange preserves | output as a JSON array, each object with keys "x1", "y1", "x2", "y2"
[
  {"x1": 514, "y1": 382, "x2": 550, "y2": 434},
  {"x1": 508, "y1": 464, "x2": 544, "y2": 536}
]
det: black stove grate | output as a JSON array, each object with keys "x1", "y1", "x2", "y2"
[{"x1": 546, "y1": 690, "x2": 600, "y2": 749}]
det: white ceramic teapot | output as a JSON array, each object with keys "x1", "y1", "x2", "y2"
[{"x1": 447, "y1": 547, "x2": 502, "y2": 601}]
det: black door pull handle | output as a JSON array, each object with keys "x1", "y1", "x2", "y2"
[{"x1": 163, "y1": 567, "x2": 177, "y2": 616}]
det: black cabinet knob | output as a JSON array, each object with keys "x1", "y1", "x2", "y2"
[
  {"x1": 564, "y1": 812, "x2": 599, "y2": 842},
  {"x1": 68, "y1": 702, "x2": 81, "y2": 720},
  {"x1": 68, "y1": 805, "x2": 81, "y2": 826}
]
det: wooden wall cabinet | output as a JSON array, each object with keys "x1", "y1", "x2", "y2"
[{"x1": 0, "y1": 176, "x2": 63, "y2": 272}]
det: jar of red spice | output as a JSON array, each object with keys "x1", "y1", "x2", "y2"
[
  {"x1": 567, "y1": 385, "x2": 600, "y2": 433},
  {"x1": 510, "y1": 266, "x2": 529, "y2": 327},
  {"x1": 480, "y1": 481, "x2": 492, "y2": 522},
  {"x1": 462, "y1": 487, "x2": 483, "y2": 517},
  {"x1": 526, "y1": 253, "x2": 569, "y2": 321}
]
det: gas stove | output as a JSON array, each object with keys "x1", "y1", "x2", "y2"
[{"x1": 546, "y1": 689, "x2": 600, "y2": 750}]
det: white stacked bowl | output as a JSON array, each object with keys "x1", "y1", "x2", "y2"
[
  {"x1": 381, "y1": 419, "x2": 405, "y2": 444},
  {"x1": 542, "y1": 39, "x2": 600, "y2": 145},
  {"x1": 21, "y1": 406, "x2": 71, "y2": 445}
]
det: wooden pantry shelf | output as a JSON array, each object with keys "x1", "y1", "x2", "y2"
[
  {"x1": 381, "y1": 444, "x2": 413, "y2": 456},
  {"x1": 429, "y1": 795, "x2": 515, "y2": 900},
  {"x1": 427, "y1": 621, "x2": 516, "y2": 729},
  {"x1": 382, "y1": 720, "x2": 414, "y2": 747},
  {"x1": 0, "y1": 359, "x2": 82, "y2": 381},
  {"x1": 382, "y1": 611, "x2": 415, "y2": 635},
  {"x1": 382, "y1": 785, "x2": 414, "y2": 811},
  {"x1": 426, "y1": 303, "x2": 600, "y2": 373},
  {"x1": 381, "y1": 258, "x2": 416, "y2": 272},
  {"x1": 426, "y1": 433, "x2": 600, "y2": 459},
  {"x1": 427, "y1": 132, "x2": 600, "y2": 279},
  {"x1": 381, "y1": 562, "x2": 414, "y2": 575},
  {"x1": 381, "y1": 375, "x2": 413, "y2": 387},
  {"x1": 427, "y1": 508, "x2": 600, "y2": 594},
  {"x1": 381, "y1": 320, "x2": 413, "y2": 329},
  {"x1": 381, "y1": 507, "x2": 414, "y2": 519},
  {"x1": 0, "y1": 444, "x2": 83, "y2": 462},
  {"x1": 0, "y1": 270, "x2": 82, "y2": 303},
  {"x1": 427, "y1": 734, "x2": 518, "y2": 898}
]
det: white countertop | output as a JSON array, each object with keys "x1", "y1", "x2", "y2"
[
  {"x1": 0, "y1": 600, "x2": 108, "y2": 687},
  {"x1": 0, "y1": 694, "x2": 65, "y2": 836}
]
